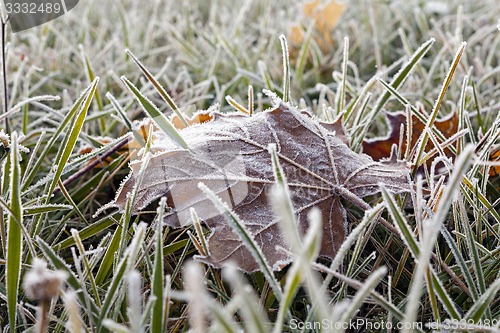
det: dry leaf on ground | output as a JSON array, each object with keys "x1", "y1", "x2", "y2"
[
  {"x1": 362, "y1": 109, "x2": 459, "y2": 163},
  {"x1": 112, "y1": 103, "x2": 410, "y2": 272},
  {"x1": 289, "y1": 0, "x2": 347, "y2": 52}
]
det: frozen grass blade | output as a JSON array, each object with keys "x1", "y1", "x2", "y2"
[
  {"x1": 441, "y1": 227, "x2": 479, "y2": 300},
  {"x1": 402, "y1": 145, "x2": 474, "y2": 332},
  {"x1": 64, "y1": 291, "x2": 83, "y2": 333},
  {"x1": 80, "y1": 45, "x2": 103, "y2": 111},
  {"x1": 102, "y1": 320, "x2": 131, "y2": 333},
  {"x1": 268, "y1": 144, "x2": 301, "y2": 247},
  {"x1": 337, "y1": 267, "x2": 387, "y2": 329},
  {"x1": 5, "y1": 132, "x2": 22, "y2": 333},
  {"x1": 44, "y1": 77, "x2": 99, "y2": 202},
  {"x1": 359, "y1": 38, "x2": 435, "y2": 148},
  {"x1": 151, "y1": 198, "x2": 166, "y2": 333},
  {"x1": 23, "y1": 204, "x2": 72, "y2": 215},
  {"x1": 127, "y1": 270, "x2": 143, "y2": 333},
  {"x1": 272, "y1": 209, "x2": 326, "y2": 333},
  {"x1": 22, "y1": 81, "x2": 95, "y2": 191},
  {"x1": 182, "y1": 262, "x2": 241, "y2": 332},
  {"x1": 296, "y1": 209, "x2": 331, "y2": 327},
  {"x1": 94, "y1": 217, "x2": 125, "y2": 285},
  {"x1": 258, "y1": 60, "x2": 275, "y2": 91},
  {"x1": 190, "y1": 208, "x2": 209, "y2": 256},
  {"x1": 223, "y1": 266, "x2": 269, "y2": 333},
  {"x1": 463, "y1": 278, "x2": 500, "y2": 323},
  {"x1": 0, "y1": 95, "x2": 60, "y2": 121},
  {"x1": 457, "y1": 196, "x2": 491, "y2": 319},
  {"x1": 99, "y1": 223, "x2": 147, "y2": 328},
  {"x1": 268, "y1": 143, "x2": 329, "y2": 332},
  {"x1": 337, "y1": 37, "x2": 349, "y2": 114},
  {"x1": 330, "y1": 204, "x2": 384, "y2": 300},
  {"x1": 380, "y1": 186, "x2": 420, "y2": 259},
  {"x1": 225, "y1": 95, "x2": 249, "y2": 114},
  {"x1": 121, "y1": 75, "x2": 189, "y2": 149},
  {"x1": 376, "y1": 78, "x2": 457, "y2": 156},
  {"x1": 279, "y1": 35, "x2": 291, "y2": 103},
  {"x1": 106, "y1": 92, "x2": 134, "y2": 131},
  {"x1": 198, "y1": 182, "x2": 282, "y2": 301},
  {"x1": 125, "y1": 49, "x2": 189, "y2": 127},
  {"x1": 312, "y1": 261, "x2": 420, "y2": 331},
  {"x1": 413, "y1": 42, "x2": 467, "y2": 171},
  {"x1": 37, "y1": 237, "x2": 100, "y2": 324},
  {"x1": 55, "y1": 215, "x2": 116, "y2": 250},
  {"x1": 247, "y1": 85, "x2": 254, "y2": 116},
  {"x1": 381, "y1": 185, "x2": 461, "y2": 320},
  {"x1": 71, "y1": 229, "x2": 101, "y2": 306},
  {"x1": 461, "y1": 177, "x2": 500, "y2": 227},
  {"x1": 184, "y1": 261, "x2": 208, "y2": 333},
  {"x1": 330, "y1": 203, "x2": 384, "y2": 273}
]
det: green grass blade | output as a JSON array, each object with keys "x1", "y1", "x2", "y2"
[
  {"x1": 404, "y1": 146, "x2": 474, "y2": 330},
  {"x1": 23, "y1": 204, "x2": 72, "y2": 216},
  {"x1": 125, "y1": 49, "x2": 189, "y2": 127},
  {"x1": 99, "y1": 223, "x2": 146, "y2": 326},
  {"x1": 360, "y1": 38, "x2": 435, "y2": 148},
  {"x1": 80, "y1": 45, "x2": 103, "y2": 111},
  {"x1": 22, "y1": 82, "x2": 93, "y2": 191},
  {"x1": 55, "y1": 215, "x2": 115, "y2": 250},
  {"x1": 152, "y1": 198, "x2": 166, "y2": 333},
  {"x1": 460, "y1": 200, "x2": 487, "y2": 295},
  {"x1": 429, "y1": 272, "x2": 461, "y2": 320},
  {"x1": 37, "y1": 237, "x2": 100, "y2": 323},
  {"x1": 441, "y1": 227, "x2": 479, "y2": 300},
  {"x1": 5, "y1": 133, "x2": 23, "y2": 333},
  {"x1": 413, "y1": 42, "x2": 466, "y2": 170},
  {"x1": 464, "y1": 278, "x2": 500, "y2": 322},
  {"x1": 94, "y1": 220, "x2": 123, "y2": 285},
  {"x1": 121, "y1": 76, "x2": 189, "y2": 149},
  {"x1": 338, "y1": 267, "x2": 387, "y2": 327},
  {"x1": 45, "y1": 77, "x2": 99, "y2": 201},
  {"x1": 380, "y1": 186, "x2": 420, "y2": 259},
  {"x1": 106, "y1": 92, "x2": 134, "y2": 131}
]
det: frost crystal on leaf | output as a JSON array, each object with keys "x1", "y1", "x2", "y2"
[{"x1": 112, "y1": 103, "x2": 410, "y2": 272}]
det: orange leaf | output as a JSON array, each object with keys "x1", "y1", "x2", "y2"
[
  {"x1": 170, "y1": 109, "x2": 213, "y2": 129},
  {"x1": 489, "y1": 146, "x2": 500, "y2": 177},
  {"x1": 289, "y1": 0, "x2": 347, "y2": 51}
]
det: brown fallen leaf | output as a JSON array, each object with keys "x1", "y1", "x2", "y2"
[
  {"x1": 112, "y1": 103, "x2": 410, "y2": 272},
  {"x1": 362, "y1": 109, "x2": 459, "y2": 163}
]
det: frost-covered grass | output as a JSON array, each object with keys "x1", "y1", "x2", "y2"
[{"x1": 0, "y1": 0, "x2": 499, "y2": 332}]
